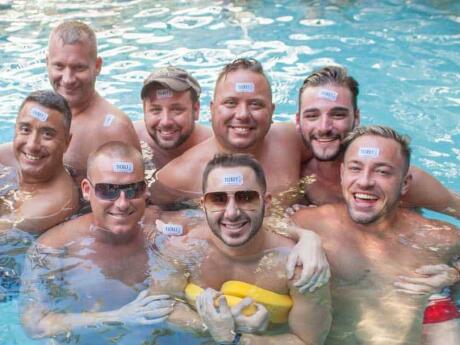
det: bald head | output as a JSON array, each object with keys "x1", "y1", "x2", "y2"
[{"x1": 87, "y1": 141, "x2": 143, "y2": 180}]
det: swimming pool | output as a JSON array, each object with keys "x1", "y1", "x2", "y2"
[{"x1": 0, "y1": 0, "x2": 459, "y2": 343}]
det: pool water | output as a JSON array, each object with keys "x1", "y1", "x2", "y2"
[{"x1": 0, "y1": 0, "x2": 459, "y2": 343}]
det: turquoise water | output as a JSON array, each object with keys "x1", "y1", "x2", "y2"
[{"x1": 0, "y1": 0, "x2": 459, "y2": 343}]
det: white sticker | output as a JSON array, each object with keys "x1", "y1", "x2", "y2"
[
  {"x1": 156, "y1": 89, "x2": 173, "y2": 99},
  {"x1": 161, "y1": 223, "x2": 183, "y2": 236},
  {"x1": 30, "y1": 107, "x2": 48, "y2": 122},
  {"x1": 112, "y1": 161, "x2": 133, "y2": 173},
  {"x1": 235, "y1": 82, "x2": 254, "y2": 93},
  {"x1": 103, "y1": 114, "x2": 114, "y2": 127},
  {"x1": 222, "y1": 174, "x2": 243, "y2": 185},
  {"x1": 317, "y1": 89, "x2": 338, "y2": 101},
  {"x1": 358, "y1": 147, "x2": 380, "y2": 158}
]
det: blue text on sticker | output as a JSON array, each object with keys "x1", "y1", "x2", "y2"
[
  {"x1": 30, "y1": 108, "x2": 48, "y2": 122},
  {"x1": 358, "y1": 147, "x2": 380, "y2": 158},
  {"x1": 156, "y1": 89, "x2": 173, "y2": 99},
  {"x1": 223, "y1": 174, "x2": 243, "y2": 185},
  {"x1": 161, "y1": 223, "x2": 183, "y2": 236},
  {"x1": 103, "y1": 114, "x2": 114, "y2": 127},
  {"x1": 112, "y1": 161, "x2": 134, "y2": 173},
  {"x1": 235, "y1": 82, "x2": 255, "y2": 93},
  {"x1": 318, "y1": 89, "x2": 338, "y2": 101}
]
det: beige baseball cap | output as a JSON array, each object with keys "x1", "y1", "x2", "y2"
[{"x1": 141, "y1": 66, "x2": 201, "y2": 99}]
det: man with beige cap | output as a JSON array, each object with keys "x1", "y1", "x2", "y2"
[{"x1": 135, "y1": 66, "x2": 211, "y2": 170}]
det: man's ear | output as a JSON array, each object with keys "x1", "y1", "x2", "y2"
[
  {"x1": 263, "y1": 193, "x2": 272, "y2": 217},
  {"x1": 400, "y1": 172, "x2": 413, "y2": 197},
  {"x1": 295, "y1": 112, "x2": 301, "y2": 132},
  {"x1": 199, "y1": 197, "x2": 205, "y2": 211},
  {"x1": 81, "y1": 178, "x2": 92, "y2": 201},
  {"x1": 64, "y1": 133, "x2": 72, "y2": 153},
  {"x1": 340, "y1": 163, "x2": 345, "y2": 182},
  {"x1": 95, "y1": 56, "x2": 102, "y2": 76},
  {"x1": 353, "y1": 108, "x2": 360, "y2": 128},
  {"x1": 193, "y1": 102, "x2": 200, "y2": 121}
]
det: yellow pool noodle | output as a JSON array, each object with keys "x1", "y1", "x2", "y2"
[{"x1": 185, "y1": 281, "x2": 293, "y2": 323}]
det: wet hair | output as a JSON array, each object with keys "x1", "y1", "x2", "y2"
[
  {"x1": 202, "y1": 153, "x2": 267, "y2": 193},
  {"x1": 87, "y1": 141, "x2": 144, "y2": 178},
  {"x1": 19, "y1": 90, "x2": 72, "y2": 133},
  {"x1": 214, "y1": 58, "x2": 272, "y2": 99},
  {"x1": 342, "y1": 125, "x2": 412, "y2": 173},
  {"x1": 298, "y1": 65, "x2": 359, "y2": 112},
  {"x1": 49, "y1": 21, "x2": 97, "y2": 58}
]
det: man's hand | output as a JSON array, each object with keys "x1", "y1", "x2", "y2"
[
  {"x1": 394, "y1": 264, "x2": 460, "y2": 295},
  {"x1": 231, "y1": 297, "x2": 269, "y2": 333},
  {"x1": 196, "y1": 288, "x2": 235, "y2": 343},
  {"x1": 286, "y1": 228, "x2": 330, "y2": 293},
  {"x1": 111, "y1": 290, "x2": 174, "y2": 325},
  {"x1": 284, "y1": 204, "x2": 308, "y2": 216}
]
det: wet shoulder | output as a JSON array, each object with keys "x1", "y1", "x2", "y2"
[
  {"x1": 292, "y1": 204, "x2": 344, "y2": 229},
  {"x1": 193, "y1": 123, "x2": 212, "y2": 143},
  {"x1": 37, "y1": 214, "x2": 92, "y2": 249},
  {"x1": 0, "y1": 142, "x2": 16, "y2": 167},
  {"x1": 157, "y1": 138, "x2": 215, "y2": 188}
]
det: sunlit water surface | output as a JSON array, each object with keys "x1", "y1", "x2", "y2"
[{"x1": 0, "y1": 0, "x2": 459, "y2": 344}]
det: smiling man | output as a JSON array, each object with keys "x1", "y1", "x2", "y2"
[
  {"x1": 0, "y1": 90, "x2": 78, "y2": 233},
  {"x1": 152, "y1": 58, "x2": 307, "y2": 206},
  {"x1": 296, "y1": 65, "x2": 460, "y2": 217},
  {"x1": 20, "y1": 141, "x2": 173, "y2": 343},
  {"x1": 152, "y1": 153, "x2": 331, "y2": 344},
  {"x1": 46, "y1": 20, "x2": 140, "y2": 184},
  {"x1": 292, "y1": 126, "x2": 460, "y2": 345},
  {"x1": 134, "y1": 66, "x2": 211, "y2": 170}
]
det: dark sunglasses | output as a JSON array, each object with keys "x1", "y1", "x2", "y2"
[
  {"x1": 89, "y1": 180, "x2": 146, "y2": 201},
  {"x1": 203, "y1": 190, "x2": 261, "y2": 212}
]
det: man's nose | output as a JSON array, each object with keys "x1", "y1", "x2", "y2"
[
  {"x1": 62, "y1": 68, "x2": 76, "y2": 84},
  {"x1": 114, "y1": 191, "x2": 130, "y2": 209},
  {"x1": 224, "y1": 196, "x2": 240, "y2": 219}
]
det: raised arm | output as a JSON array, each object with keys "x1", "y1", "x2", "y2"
[{"x1": 403, "y1": 166, "x2": 460, "y2": 219}]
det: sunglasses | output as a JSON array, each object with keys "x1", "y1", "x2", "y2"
[
  {"x1": 203, "y1": 190, "x2": 261, "y2": 212},
  {"x1": 89, "y1": 180, "x2": 146, "y2": 201}
]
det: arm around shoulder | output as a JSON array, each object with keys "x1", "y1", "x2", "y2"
[{"x1": 403, "y1": 166, "x2": 460, "y2": 219}]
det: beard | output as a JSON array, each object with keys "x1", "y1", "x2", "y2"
[{"x1": 205, "y1": 207, "x2": 265, "y2": 247}]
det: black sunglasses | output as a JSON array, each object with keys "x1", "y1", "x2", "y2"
[
  {"x1": 203, "y1": 190, "x2": 261, "y2": 212},
  {"x1": 89, "y1": 180, "x2": 146, "y2": 201}
]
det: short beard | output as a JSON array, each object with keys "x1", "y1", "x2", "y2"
[
  {"x1": 150, "y1": 120, "x2": 195, "y2": 150},
  {"x1": 206, "y1": 207, "x2": 265, "y2": 248},
  {"x1": 301, "y1": 135, "x2": 343, "y2": 162}
]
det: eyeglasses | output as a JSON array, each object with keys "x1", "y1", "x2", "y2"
[
  {"x1": 203, "y1": 190, "x2": 261, "y2": 212},
  {"x1": 89, "y1": 180, "x2": 146, "y2": 201}
]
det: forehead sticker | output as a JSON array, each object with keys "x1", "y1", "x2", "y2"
[
  {"x1": 160, "y1": 223, "x2": 183, "y2": 236},
  {"x1": 358, "y1": 147, "x2": 380, "y2": 158},
  {"x1": 317, "y1": 89, "x2": 338, "y2": 101},
  {"x1": 222, "y1": 174, "x2": 243, "y2": 186},
  {"x1": 30, "y1": 107, "x2": 48, "y2": 122},
  {"x1": 103, "y1": 114, "x2": 114, "y2": 127},
  {"x1": 156, "y1": 89, "x2": 173, "y2": 99},
  {"x1": 235, "y1": 82, "x2": 255, "y2": 93},
  {"x1": 112, "y1": 161, "x2": 134, "y2": 173}
]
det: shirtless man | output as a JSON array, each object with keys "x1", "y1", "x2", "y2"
[
  {"x1": 20, "y1": 142, "x2": 173, "y2": 343},
  {"x1": 296, "y1": 65, "x2": 460, "y2": 218},
  {"x1": 0, "y1": 90, "x2": 78, "y2": 233},
  {"x1": 153, "y1": 153, "x2": 331, "y2": 344},
  {"x1": 292, "y1": 126, "x2": 460, "y2": 345},
  {"x1": 152, "y1": 58, "x2": 307, "y2": 206},
  {"x1": 134, "y1": 66, "x2": 211, "y2": 170},
  {"x1": 1, "y1": 21, "x2": 140, "y2": 185},
  {"x1": 294, "y1": 66, "x2": 460, "y2": 341}
]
